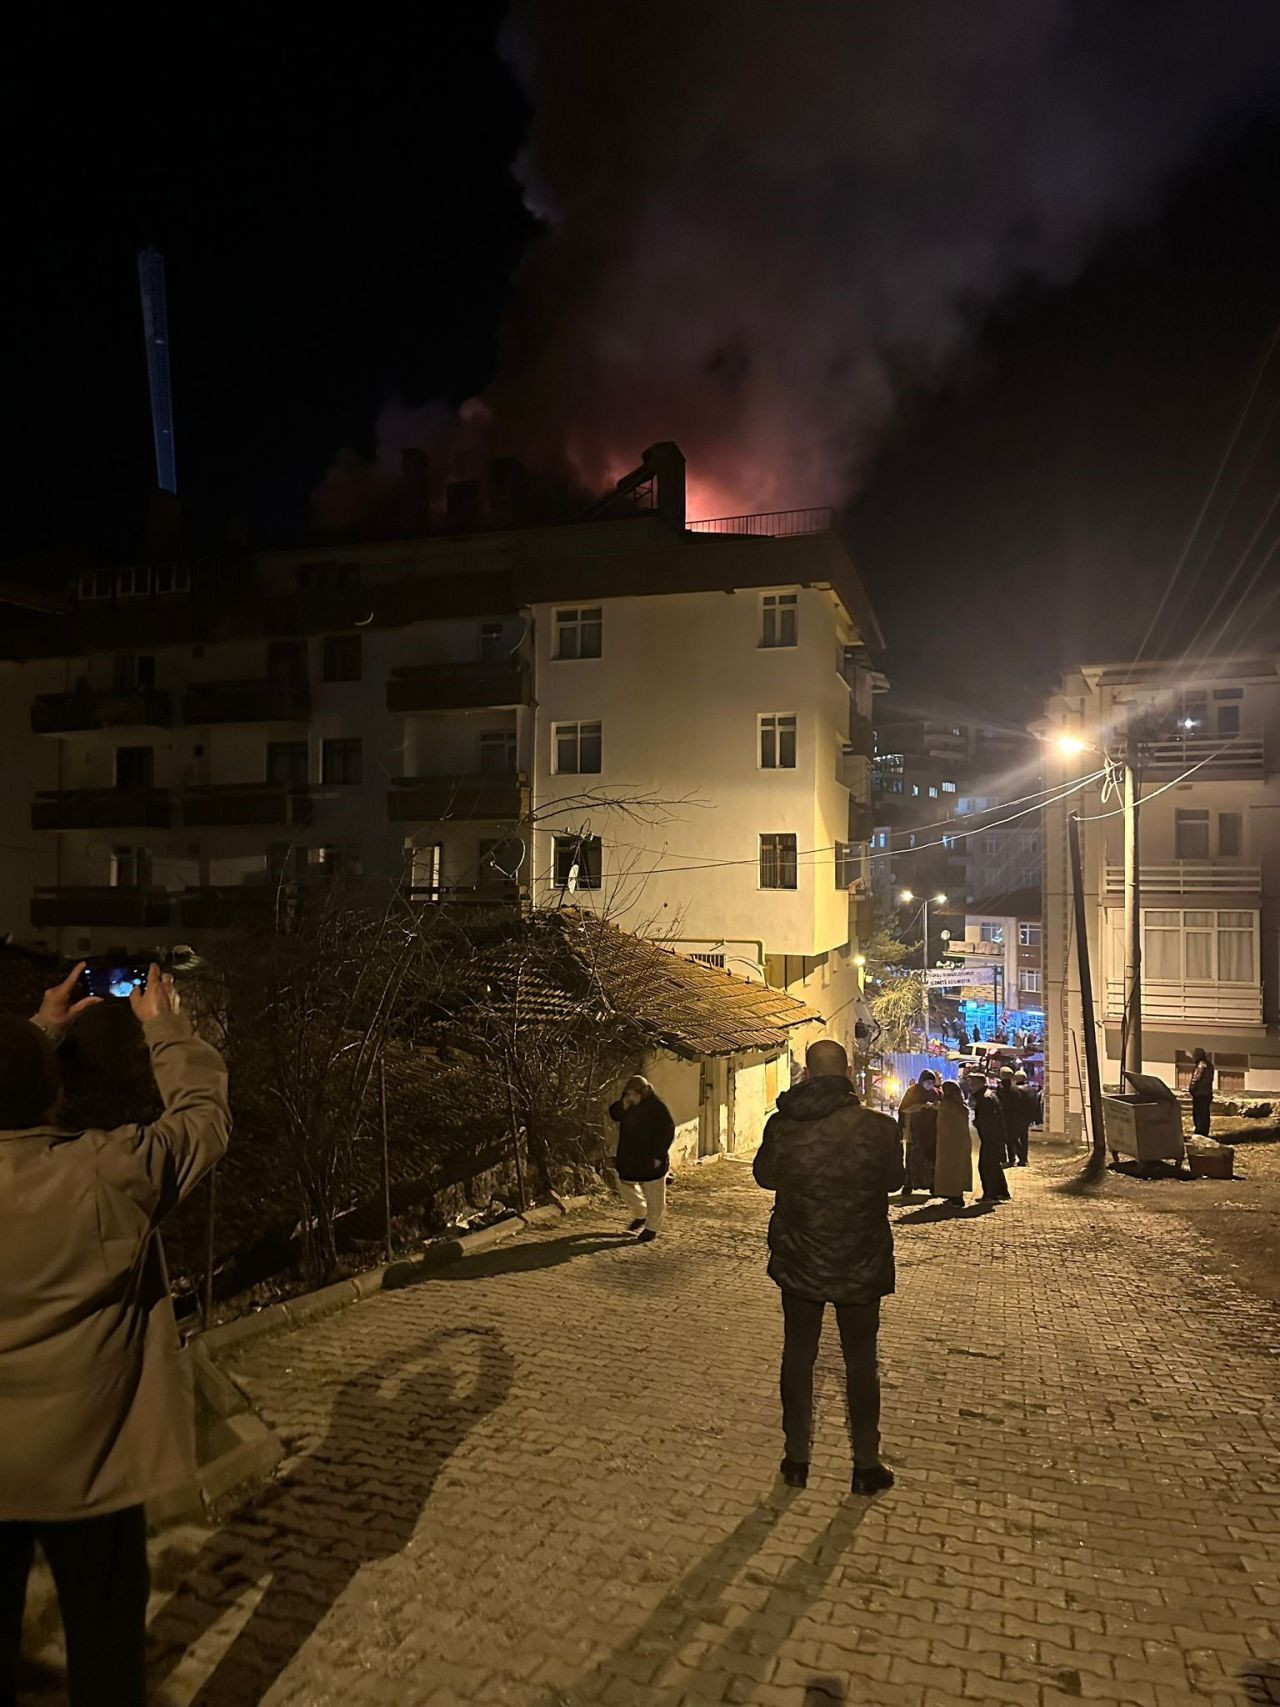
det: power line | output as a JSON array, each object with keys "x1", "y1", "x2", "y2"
[{"x1": 1073, "y1": 737, "x2": 1244, "y2": 821}]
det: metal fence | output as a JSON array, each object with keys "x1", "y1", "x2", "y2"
[{"x1": 687, "y1": 507, "x2": 836, "y2": 538}]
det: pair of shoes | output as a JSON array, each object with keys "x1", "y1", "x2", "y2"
[
  {"x1": 978, "y1": 1195, "x2": 999, "y2": 1203},
  {"x1": 851, "y1": 1463, "x2": 895, "y2": 1496},
  {"x1": 779, "y1": 1457, "x2": 809, "y2": 1488},
  {"x1": 627, "y1": 1218, "x2": 647, "y2": 1231},
  {"x1": 635, "y1": 1228, "x2": 658, "y2": 1243},
  {"x1": 947, "y1": 1197, "x2": 964, "y2": 1207}
]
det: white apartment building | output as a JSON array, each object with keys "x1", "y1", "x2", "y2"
[
  {"x1": 1040, "y1": 656, "x2": 1280, "y2": 1137},
  {"x1": 0, "y1": 451, "x2": 881, "y2": 1061}
]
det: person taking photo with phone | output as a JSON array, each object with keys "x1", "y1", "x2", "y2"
[{"x1": 0, "y1": 963, "x2": 230, "y2": 1707}]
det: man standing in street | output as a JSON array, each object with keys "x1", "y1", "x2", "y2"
[
  {"x1": 1188, "y1": 1047, "x2": 1215, "y2": 1137},
  {"x1": 608, "y1": 1075, "x2": 674, "y2": 1243},
  {"x1": 0, "y1": 964, "x2": 230, "y2": 1707},
  {"x1": 997, "y1": 1067, "x2": 1034, "y2": 1168},
  {"x1": 753, "y1": 1039, "x2": 904, "y2": 1495},
  {"x1": 968, "y1": 1070, "x2": 1012, "y2": 1202}
]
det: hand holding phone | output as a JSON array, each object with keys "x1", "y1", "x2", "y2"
[{"x1": 130, "y1": 964, "x2": 180, "y2": 1024}]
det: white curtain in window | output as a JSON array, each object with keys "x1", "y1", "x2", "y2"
[
  {"x1": 1217, "y1": 911, "x2": 1254, "y2": 983},
  {"x1": 1144, "y1": 910, "x2": 1181, "y2": 980}
]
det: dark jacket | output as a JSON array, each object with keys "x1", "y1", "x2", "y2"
[
  {"x1": 996, "y1": 1082, "x2": 1035, "y2": 1138},
  {"x1": 752, "y1": 1075, "x2": 905, "y2": 1305},
  {"x1": 1189, "y1": 1059, "x2": 1215, "y2": 1100},
  {"x1": 608, "y1": 1093, "x2": 674, "y2": 1183},
  {"x1": 973, "y1": 1090, "x2": 1007, "y2": 1152}
]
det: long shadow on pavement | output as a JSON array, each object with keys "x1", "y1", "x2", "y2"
[
  {"x1": 895, "y1": 1201, "x2": 995, "y2": 1225},
  {"x1": 537, "y1": 1491, "x2": 872, "y2": 1704},
  {"x1": 384, "y1": 1230, "x2": 634, "y2": 1288},
  {"x1": 147, "y1": 1325, "x2": 512, "y2": 1706}
]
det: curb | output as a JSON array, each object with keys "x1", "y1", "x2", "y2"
[{"x1": 196, "y1": 1194, "x2": 592, "y2": 1357}]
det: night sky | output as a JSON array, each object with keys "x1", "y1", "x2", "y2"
[{"x1": 6, "y1": 11, "x2": 1279, "y2": 715}]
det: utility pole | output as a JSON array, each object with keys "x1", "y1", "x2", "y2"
[
  {"x1": 1068, "y1": 811, "x2": 1107, "y2": 1170},
  {"x1": 1122, "y1": 732, "x2": 1142, "y2": 1077}
]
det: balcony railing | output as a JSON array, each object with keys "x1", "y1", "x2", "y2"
[
  {"x1": 388, "y1": 774, "x2": 524, "y2": 823},
  {"x1": 1102, "y1": 860, "x2": 1262, "y2": 896},
  {"x1": 405, "y1": 881, "x2": 521, "y2": 907},
  {"x1": 176, "y1": 886, "x2": 287, "y2": 928},
  {"x1": 32, "y1": 789, "x2": 173, "y2": 831},
  {"x1": 29, "y1": 887, "x2": 174, "y2": 928},
  {"x1": 180, "y1": 785, "x2": 313, "y2": 828},
  {"x1": 386, "y1": 662, "x2": 527, "y2": 714},
  {"x1": 182, "y1": 680, "x2": 311, "y2": 724},
  {"x1": 1140, "y1": 733, "x2": 1264, "y2": 777},
  {"x1": 687, "y1": 508, "x2": 835, "y2": 538},
  {"x1": 846, "y1": 710, "x2": 874, "y2": 760},
  {"x1": 1103, "y1": 978, "x2": 1263, "y2": 1028},
  {"x1": 30, "y1": 689, "x2": 173, "y2": 734}
]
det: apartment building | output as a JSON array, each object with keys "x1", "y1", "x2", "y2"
[
  {"x1": 949, "y1": 895, "x2": 1044, "y2": 1037},
  {"x1": 0, "y1": 447, "x2": 882, "y2": 1060},
  {"x1": 1040, "y1": 655, "x2": 1280, "y2": 1137}
]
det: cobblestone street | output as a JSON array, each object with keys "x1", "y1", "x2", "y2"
[{"x1": 141, "y1": 1158, "x2": 1279, "y2": 1706}]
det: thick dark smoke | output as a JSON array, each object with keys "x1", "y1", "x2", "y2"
[{"x1": 319, "y1": 1, "x2": 1280, "y2": 527}]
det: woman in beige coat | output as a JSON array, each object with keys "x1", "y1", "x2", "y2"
[{"x1": 935, "y1": 1080, "x2": 974, "y2": 1206}]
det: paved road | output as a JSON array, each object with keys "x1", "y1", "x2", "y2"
[{"x1": 115, "y1": 1159, "x2": 1280, "y2": 1703}]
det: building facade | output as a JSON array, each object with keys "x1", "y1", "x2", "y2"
[
  {"x1": 0, "y1": 455, "x2": 882, "y2": 1062},
  {"x1": 1041, "y1": 656, "x2": 1280, "y2": 1137}
]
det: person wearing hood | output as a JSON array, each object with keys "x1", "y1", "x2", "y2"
[
  {"x1": 608, "y1": 1075, "x2": 674, "y2": 1243},
  {"x1": 753, "y1": 1039, "x2": 904, "y2": 1496},
  {"x1": 966, "y1": 1071, "x2": 1011, "y2": 1203},
  {"x1": 897, "y1": 1071, "x2": 939, "y2": 1198},
  {"x1": 934, "y1": 1080, "x2": 974, "y2": 1206}
]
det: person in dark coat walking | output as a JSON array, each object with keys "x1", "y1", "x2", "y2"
[
  {"x1": 608, "y1": 1075, "x2": 674, "y2": 1242},
  {"x1": 967, "y1": 1073, "x2": 1011, "y2": 1202},
  {"x1": 753, "y1": 1039, "x2": 904, "y2": 1495},
  {"x1": 1188, "y1": 1048, "x2": 1215, "y2": 1137},
  {"x1": 996, "y1": 1068, "x2": 1034, "y2": 1167}
]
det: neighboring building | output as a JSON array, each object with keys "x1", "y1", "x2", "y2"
[
  {"x1": 949, "y1": 892, "x2": 1044, "y2": 1038},
  {"x1": 0, "y1": 445, "x2": 883, "y2": 1063},
  {"x1": 1040, "y1": 655, "x2": 1280, "y2": 1137}
]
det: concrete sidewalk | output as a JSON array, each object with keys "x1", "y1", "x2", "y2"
[{"x1": 95, "y1": 1159, "x2": 1280, "y2": 1703}]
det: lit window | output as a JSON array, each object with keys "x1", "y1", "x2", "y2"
[
  {"x1": 1018, "y1": 923, "x2": 1042, "y2": 948},
  {"x1": 982, "y1": 922, "x2": 1004, "y2": 944},
  {"x1": 1142, "y1": 908, "x2": 1256, "y2": 983},
  {"x1": 760, "y1": 714, "x2": 797, "y2": 769},
  {"x1": 553, "y1": 833, "x2": 602, "y2": 890},
  {"x1": 410, "y1": 842, "x2": 443, "y2": 901},
  {"x1": 1018, "y1": 970, "x2": 1042, "y2": 994},
  {"x1": 554, "y1": 607, "x2": 603, "y2": 660},
  {"x1": 553, "y1": 720, "x2": 602, "y2": 774},
  {"x1": 928, "y1": 785, "x2": 939, "y2": 798},
  {"x1": 759, "y1": 833, "x2": 798, "y2": 889},
  {"x1": 942, "y1": 780, "x2": 956, "y2": 793},
  {"x1": 760, "y1": 593, "x2": 798, "y2": 648},
  {"x1": 911, "y1": 784, "x2": 921, "y2": 797}
]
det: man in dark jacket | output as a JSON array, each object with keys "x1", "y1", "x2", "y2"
[
  {"x1": 753, "y1": 1039, "x2": 904, "y2": 1495},
  {"x1": 608, "y1": 1075, "x2": 674, "y2": 1243},
  {"x1": 996, "y1": 1068, "x2": 1034, "y2": 1167},
  {"x1": 967, "y1": 1072, "x2": 1011, "y2": 1202},
  {"x1": 1188, "y1": 1048, "x2": 1215, "y2": 1136}
]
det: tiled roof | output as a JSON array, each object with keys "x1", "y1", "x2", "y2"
[{"x1": 471, "y1": 910, "x2": 823, "y2": 1059}]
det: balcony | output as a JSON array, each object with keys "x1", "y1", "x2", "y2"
[
  {"x1": 182, "y1": 680, "x2": 311, "y2": 724},
  {"x1": 180, "y1": 784, "x2": 313, "y2": 828},
  {"x1": 846, "y1": 711, "x2": 874, "y2": 760},
  {"x1": 176, "y1": 886, "x2": 286, "y2": 929},
  {"x1": 1102, "y1": 861, "x2": 1261, "y2": 897},
  {"x1": 1140, "y1": 733, "x2": 1264, "y2": 778},
  {"x1": 30, "y1": 887, "x2": 174, "y2": 929},
  {"x1": 405, "y1": 880, "x2": 521, "y2": 907},
  {"x1": 31, "y1": 688, "x2": 173, "y2": 734},
  {"x1": 1104, "y1": 978, "x2": 1263, "y2": 1030},
  {"x1": 386, "y1": 662, "x2": 527, "y2": 714},
  {"x1": 388, "y1": 775, "x2": 524, "y2": 822},
  {"x1": 32, "y1": 789, "x2": 172, "y2": 831}
]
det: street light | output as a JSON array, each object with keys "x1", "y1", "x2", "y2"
[{"x1": 900, "y1": 889, "x2": 947, "y2": 1049}]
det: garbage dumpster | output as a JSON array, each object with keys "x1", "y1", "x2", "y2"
[{"x1": 1104, "y1": 1071, "x2": 1185, "y2": 1167}]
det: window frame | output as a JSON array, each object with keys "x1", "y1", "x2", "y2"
[
  {"x1": 552, "y1": 833, "x2": 602, "y2": 891},
  {"x1": 1174, "y1": 808, "x2": 1211, "y2": 861},
  {"x1": 1018, "y1": 923, "x2": 1042, "y2": 948},
  {"x1": 760, "y1": 592, "x2": 798, "y2": 649},
  {"x1": 321, "y1": 737, "x2": 363, "y2": 786},
  {"x1": 759, "y1": 832, "x2": 799, "y2": 891},
  {"x1": 1140, "y1": 906, "x2": 1258, "y2": 984},
  {"x1": 266, "y1": 740, "x2": 309, "y2": 786},
  {"x1": 479, "y1": 729, "x2": 519, "y2": 776},
  {"x1": 551, "y1": 719, "x2": 602, "y2": 775},
  {"x1": 553, "y1": 606, "x2": 603, "y2": 661},
  {"x1": 759, "y1": 712, "x2": 798, "y2": 770}
]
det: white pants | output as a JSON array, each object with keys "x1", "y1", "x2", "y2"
[{"x1": 616, "y1": 1175, "x2": 666, "y2": 1232}]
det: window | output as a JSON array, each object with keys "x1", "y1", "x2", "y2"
[
  {"x1": 115, "y1": 653, "x2": 156, "y2": 692},
  {"x1": 153, "y1": 563, "x2": 190, "y2": 596},
  {"x1": 110, "y1": 846, "x2": 153, "y2": 889},
  {"x1": 322, "y1": 634, "x2": 362, "y2": 683},
  {"x1": 77, "y1": 570, "x2": 113, "y2": 602},
  {"x1": 479, "y1": 622, "x2": 506, "y2": 664},
  {"x1": 942, "y1": 781, "x2": 957, "y2": 793},
  {"x1": 760, "y1": 593, "x2": 798, "y2": 648},
  {"x1": 1142, "y1": 908, "x2": 1257, "y2": 983},
  {"x1": 298, "y1": 561, "x2": 361, "y2": 594},
  {"x1": 552, "y1": 720, "x2": 602, "y2": 774},
  {"x1": 267, "y1": 640, "x2": 308, "y2": 684},
  {"x1": 266, "y1": 741, "x2": 309, "y2": 785},
  {"x1": 554, "y1": 607, "x2": 602, "y2": 660},
  {"x1": 759, "y1": 833, "x2": 798, "y2": 890},
  {"x1": 115, "y1": 746, "x2": 153, "y2": 789},
  {"x1": 479, "y1": 730, "x2": 518, "y2": 775},
  {"x1": 553, "y1": 833, "x2": 602, "y2": 890},
  {"x1": 835, "y1": 843, "x2": 858, "y2": 888},
  {"x1": 759, "y1": 714, "x2": 797, "y2": 769},
  {"x1": 982, "y1": 837, "x2": 998, "y2": 855},
  {"x1": 321, "y1": 738, "x2": 362, "y2": 785},
  {"x1": 942, "y1": 834, "x2": 957, "y2": 849},
  {"x1": 1018, "y1": 970, "x2": 1042, "y2": 995},
  {"x1": 1175, "y1": 809, "x2": 1210, "y2": 860},
  {"x1": 888, "y1": 778, "x2": 904, "y2": 794},
  {"x1": 874, "y1": 831, "x2": 888, "y2": 849},
  {"x1": 1018, "y1": 923, "x2": 1042, "y2": 948},
  {"x1": 410, "y1": 842, "x2": 443, "y2": 901},
  {"x1": 1176, "y1": 1049, "x2": 1247, "y2": 1094},
  {"x1": 116, "y1": 566, "x2": 152, "y2": 599},
  {"x1": 981, "y1": 922, "x2": 1004, "y2": 944},
  {"x1": 689, "y1": 951, "x2": 727, "y2": 970},
  {"x1": 316, "y1": 843, "x2": 360, "y2": 876},
  {"x1": 1218, "y1": 812, "x2": 1243, "y2": 857},
  {"x1": 928, "y1": 785, "x2": 939, "y2": 798},
  {"x1": 911, "y1": 783, "x2": 920, "y2": 797},
  {"x1": 1217, "y1": 703, "x2": 1240, "y2": 736}
]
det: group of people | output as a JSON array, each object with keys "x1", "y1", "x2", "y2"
[{"x1": 896, "y1": 1064, "x2": 1039, "y2": 1207}]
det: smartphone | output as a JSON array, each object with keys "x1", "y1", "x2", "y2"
[{"x1": 80, "y1": 959, "x2": 151, "y2": 1000}]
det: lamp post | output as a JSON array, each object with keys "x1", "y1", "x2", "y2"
[{"x1": 901, "y1": 889, "x2": 947, "y2": 1051}]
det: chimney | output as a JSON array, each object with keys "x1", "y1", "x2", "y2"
[
  {"x1": 445, "y1": 479, "x2": 482, "y2": 532},
  {"x1": 643, "y1": 441, "x2": 686, "y2": 529},
  {"x1": 400, "y1": 448, "x2": 431, "y2": 536}
]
